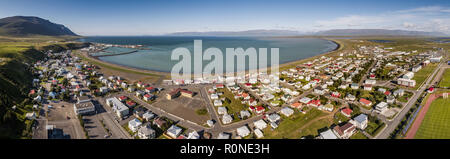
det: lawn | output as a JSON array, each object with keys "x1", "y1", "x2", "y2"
[
  {"x1": 439, "y1": 68, "x2": 450, "y2": 88},
  {"x1": 415, "y1": 97, "x2": 450, "y2": 139},
  {"x1": 263, "y1": 108, "x2": 331, "y2": 139},
  {"x1": 217, "y1": 88, "x2": 249, "y2": 116},
  {"x1": 350, "y1": 131, "x2": 369, "y2": 139},
  {"x1": 412, "y1": 63, "x2": 437, "y2": 90}
]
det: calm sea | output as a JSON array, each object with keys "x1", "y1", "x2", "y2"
[{"x1": 79, "y1": 36, "x2": 338, "y2": 73}]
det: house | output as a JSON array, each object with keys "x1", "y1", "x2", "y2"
[
  {"x1": 280, "y1": 107, "x2": 294, "y2": 117},
  {"x1": 333, "y1": 122, "x2": 356, "y2": 139},
  {"x1": 363, "y1": 84, "x2": 373, "y2": 91},
  {"x1": 153, "y1": 117, "x2": 167, "y2": 129},
  {"x1": 135, "y1": 90, "x2": 145, "y2": 97},
  {"x1": 180, "y1": 89, "x2": 194, "y2": 98},
  {"x1": 167, "y1": 88, "x2": 181, "y2": 100},
  {"x1": 218, "y1": 107, "x2": 228, "y2": 115},
  {"x1": 142, "y1": 112, "x2": 155, "y2": 121},
  {"x1": 375, "y1": 102, "x2": 389, "y2": 113},
  {"x1": 331, "y1": 92, "x2": 341, "y2": 98},
  {"x1": 345, "y1": 94, "x2": 356, "y2": 101},
  {"x1": 126, "y1": 101, "x2": 136, "y2": 107},
  {"x1": 106, "y1": 98, "x2": 130, "y2": 119},
  {"x1": 166, "y1": 125, "x2": 182, "y2": 139},
  {"x1": 240, "y1": 110, "x2": 251, "y2": 119},
  {"x1": 253, "y1": 119, "x2": 267, "y2": 130},
  {"x1": 128, "y1": 118, "x2": 143, "y2": 132},
  {"x1": 341, "y1": 108, "x2": 353, "y2": 117},
  {"x1": 138, "y1": 125, "x2": 156, "y2": 139},
  {"x1": 397, "y1": 78, "x2": 416, "y2": 87},
  {"x1": 217, "y1": 132, "x2": 231, "y2": 139},
  {"x1": 222, "y1": 114, "x2": 233, "y2": 124},
  {"x1": 187, "y1": 131, "x2": 200, "y2": 139},
  {"x1": 236, "y1": 126, "x2": 250, "y2": 137},
  {"x1": 308, "y1": 99, "x2": 321, "y2": 107},
  {"x1": 255, "y1": 106, "x2": 265, "y2": 115},
  {"x1": 210, "y1": 94, "x2": 219, "y2": 100},
  {"x1": 365, "y1": 79, "x2": 376, "y2": 85},
  {"x1": 290, "y1": 102, "x2": 303, "y2": 109},
  {"x1": 254, "y1": 129, "x2": 264, "y2": 139},
  {"x1": 351, "y1": 114, "x2": 368, "y2": 130},
  {"x1": 299, "y1": 97, "x2": 312, "y2": 104},
  {"x1": 145, "y1": 87, "x2": 157, "y2": 93},
  {"x1": 321, "y1": 103, "x2": 334, "y2": 112},
  {"x1": 143, "y1": 94, "x2": 155, "y2": 101},
  {"x1": 267, "y1": 113, "x2": 281, "y2": 123},
  {"x1": 314, "y1": 87, "x2": 326, "y2": 95},
  {"x1": 386, "y1": 96, "x2": 395, "y2": 104},
  {"x1": 214, "y1": 100, "x2": 223, "y2": 106},
  {"x1": 351, "y1": 83, "x2": 359, "y2": 89},
  {"x1": 207, "y1": 120, "x2": 215, "y2": 127},
  {"x1": 359, "y1": 98, "x2": 373, "y2": 107},
  {"x1": 403, "y1": 72, "x2": 415, "y2": 80},
  {"x1": 393, "y1": 89, "x2": 405, "y2": 97},
  {"x1": 73, "y1": 101, "x2": 96, "y2": 115},
  {"x1": 319, "y1": 129, "x2": 338, "y2": 139}
]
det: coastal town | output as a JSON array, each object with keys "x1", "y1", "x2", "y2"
[{"x1": 26, "y1": 38, "x2": 448, "y2": 139}]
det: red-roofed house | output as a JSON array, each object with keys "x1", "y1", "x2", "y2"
[
  {"x1": 145, "y1": 87, "x2": 156, "y2": 93},
  {"x1": 341, "y1": 108, "x2": 353, "y2": 117},
  {"x1": 144, "y1": 94, "x2": 154, "y2": 101},
  {"x1": 308, "y1": 99, "x2": 321, "y2": 107},
  {"x1": 256, "y1": 106, "x2": 265, "y2": 115},
  {"x1": 215, "y1": 84, "x2": 224, "y2": 89},
  {"x1": 118, "y1": 96, "x2": 128, "y2": 102},
  {"x1": 359, "y1": 98, "x2": 372, "y2": 107},
  {"x1": 290, "y1": 102, "x2": 303, "y2": 109},
  {"x1": 331, "y1": 92, "x2": 341, "y2": 98},
  {"x1": 126, "y1": 101, "x2": 136, "y2": 107}
]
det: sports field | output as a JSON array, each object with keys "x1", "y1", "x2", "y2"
[{"x1": 415, "y1": 97, "x2": 450, "y2": 139}]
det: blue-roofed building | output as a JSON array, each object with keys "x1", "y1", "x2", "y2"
[{"x1": 351, "y1": 114, "x2": 368, "y2": 130}]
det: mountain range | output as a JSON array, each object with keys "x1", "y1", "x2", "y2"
[
  {"x1": 0, "y1": 16, "x2": 77, "y2": 36},
  {"x1": 168, "y1": 29, "x2": 445, "y2": 37}
]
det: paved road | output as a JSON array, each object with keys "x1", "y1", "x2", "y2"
[{"x1": 376, "y1": 61, "x2": 445, "y2": 139}]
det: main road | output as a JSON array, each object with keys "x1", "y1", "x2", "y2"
[{"x1": 376, "y1": 61, "x2": 445, "y2": 139}]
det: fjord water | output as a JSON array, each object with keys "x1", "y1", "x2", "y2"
[{"x1": 80, "y1": 36, "x2": 338, "y2": 72}]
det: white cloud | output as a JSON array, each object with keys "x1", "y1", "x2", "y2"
[{"x1": 312, "y1": 6, "x2": 450, "y2": 34}]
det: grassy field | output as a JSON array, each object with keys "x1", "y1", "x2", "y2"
[
  {"x1": 262, "y1": 108, "x2": 331, "y2": 139},
  {"x1": 350, "y1": 131, "x2": 369, "y2": 139},
  {"x1": 439, "y1": 68, "x2": 450, "y2": 88},
  {"x1": 412, "y1": 63, "x2": 438, "y2": 90},
  {"x1": 415, "y1": 97, "x2": 450, "y2": 139}
]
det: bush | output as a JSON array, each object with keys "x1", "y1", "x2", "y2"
[{"x1": 196, "y1": 109, "x2": 208, "y2": 116}]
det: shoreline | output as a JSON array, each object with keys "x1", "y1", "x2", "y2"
[{"x1": 78, "y1": 38, "x2": 344, "y2": 79}]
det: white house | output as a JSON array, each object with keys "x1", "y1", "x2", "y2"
[
  {"x1": 253, "y1": 119, "x2": 267, "y2": 130},
  {"x1": 254, "y1": 129, "x2": 264, "y2": 139},
  {"x1": 319, "y1": 129, "x2": 338, "y2": 139},
  {"x1": 138, "y1": 125, "x2": 156, "y2": 139},
  {"x1": 351, "y1": 114, "x2": 368, "y2": 130},
  {"x1": 222, "y1": 114, "x2": 233, "y2": 124},
  {"x1": 280, "y1": 107, "x2": 294, "y2": 117},
  {"x1": 166, "y1": 125, "x2": 182, "y2": 139},
  {"x1": 375, "y1": 102, "x2": 389, "y2": 113},
  {"x1": 128, "y1": 118, "x2": 143, "y2": 132},
  {"x1": 236, "y1": 126, "x2": 250, "y2": 137},
  {"x1": 218, "y1": 107, "x2": 228, "y2": 115}
]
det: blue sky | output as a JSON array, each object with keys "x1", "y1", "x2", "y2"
[{"x1": 0, "y1": 0, "x2": 449, "y2": 35}]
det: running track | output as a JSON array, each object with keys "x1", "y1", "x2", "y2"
[{"x1": 404, "y1": 93, "x2": 442, "y2": 139}]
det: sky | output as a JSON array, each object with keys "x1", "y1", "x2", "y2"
[{"x1": 0, "y1": 0, "x2": 449, "y2": 36}]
